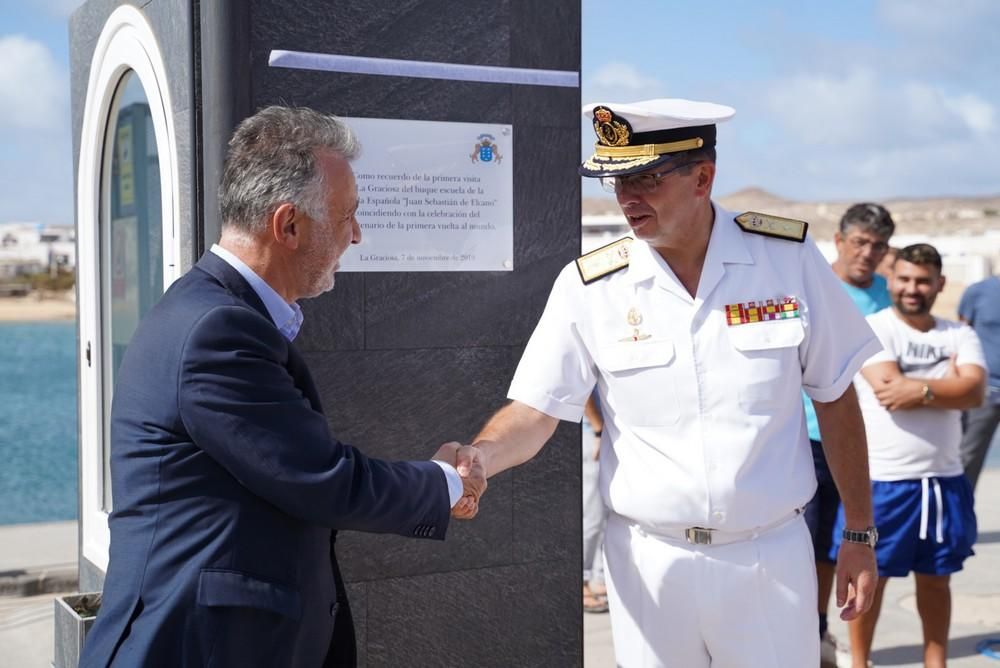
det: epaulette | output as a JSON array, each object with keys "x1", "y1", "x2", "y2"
[
  {"x1": 734, "y1": 211, "x2": 808, "y2": 242},
  {"x1": 576, "y1": 237, "x2": 633, "y2": 284}
]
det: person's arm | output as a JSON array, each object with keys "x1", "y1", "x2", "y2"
[
  {"x1": 178, "y1": 305, "x2": 452, "y2": 537},
  {"x1": 861, "y1": 360, "x2": 986, "y2": 411},
  {"x1": 583, "y1": 395, "x2": 604, "y2": 434},
  {"x1": 472, "y1": 401, "x2": 561, "y2": 477},
  {"x1": 583, "y1": 395, "x2": 604, "y2": 461},
  {"x1": 448, "y1": 401, "x2": 560, "y2": 519},
  {"x1": 811, "y1": 384, "x2": 877, "y2": 621},
  {"x1": 957, "y1": 283, "x2": 976, "y2": 325}
]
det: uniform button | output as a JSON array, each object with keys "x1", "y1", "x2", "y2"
[
  {"x1": 329, "y1": 602, "x2": 339, "y2": 617},
  {"x1": 713, "y1": 511, "x2": 726, "y2": 522},
  {"x1": 428, "y1": 527, "x2": 436, "y2": 537}
]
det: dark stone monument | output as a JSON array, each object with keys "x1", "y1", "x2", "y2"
[{"x1": 70, "y1": 1, "x2": 582, "y2": 665}]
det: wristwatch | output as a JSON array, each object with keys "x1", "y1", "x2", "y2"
[
  {"x1": 842, "y1": 526, "x2": 879, "y2": 548},
  {"x1": 921, "y1": 384, "x2": 934, "y2": 405}
]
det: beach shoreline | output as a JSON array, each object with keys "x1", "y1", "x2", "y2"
[{"x1": 0, "y1": 295, "x2": 76, "y2": 322}]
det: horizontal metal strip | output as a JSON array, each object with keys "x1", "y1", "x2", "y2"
[{"x1": 268, "y1": 50, "x2": 579, "y2": 88}]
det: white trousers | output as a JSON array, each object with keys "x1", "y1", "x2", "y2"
[{"x1": 604, "y1": 514, "x2": 819, "y2": 668}]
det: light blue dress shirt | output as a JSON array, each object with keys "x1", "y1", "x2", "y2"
[
  {"x1": 211, "y1": 244, "x2": 303, "y2": 341},
  {"x1": 209, "y1": 244, "x2": 463, "y2": 506}
]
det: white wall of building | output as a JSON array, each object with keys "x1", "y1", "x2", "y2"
[{"x1": 0, "y1": 222, "x2": 76, "y2": 276}]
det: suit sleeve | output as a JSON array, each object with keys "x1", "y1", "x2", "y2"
[{"x1": 177, "y1": 304, "x2": 450, "y2": 539}]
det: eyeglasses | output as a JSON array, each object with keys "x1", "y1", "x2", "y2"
[
  {"x1": 599, "y1": 161, "x2": 702, "y2": 194},
  {"x1": 845, "y1": 236, "x2": 890, "y2": 254}
]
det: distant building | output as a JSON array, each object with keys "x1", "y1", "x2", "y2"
[{"x1": 0, "y1": 222, "x2": 76, "y2": 278}]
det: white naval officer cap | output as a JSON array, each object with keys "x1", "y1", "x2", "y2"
[{"x1": 579, "y1": 98, "x2": 735, "y2": 178}]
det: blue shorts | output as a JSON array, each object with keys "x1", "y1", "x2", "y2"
[
  {"x1": 830, "y1": 475, "x2": 977, "y2": 577},
  {"x1": 803, "y1": 439, "x2": 839, "y2": 562}
]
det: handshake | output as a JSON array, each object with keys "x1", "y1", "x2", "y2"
[{"x1": 433, "y1": 441, "x2": 489, "y2": 520}]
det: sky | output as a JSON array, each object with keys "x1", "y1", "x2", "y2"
[
  {"x1": 581, "y1": 0, "x2": 1000, "y2": 201},
  {"x1": 1, "y1": 1, "x2": 999, "y2": 226}
]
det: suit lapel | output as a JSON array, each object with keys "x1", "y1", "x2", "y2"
[{"x1": 195, "y1": 252, "x2": 324, "y2": 412}]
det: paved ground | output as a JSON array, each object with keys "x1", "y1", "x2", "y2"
[
  {"x1": 585, "y1": 468, "x2": 1000, "y2": 667},
  {"x1": 0, "y1": 520, "x2": 77, "y2": 667},
  {"x1": 0, "y1": 589, "x2": 75, "y2": 668},
  {"x1": 2, "y1": 475, "x2": 999, "y2": 667}
]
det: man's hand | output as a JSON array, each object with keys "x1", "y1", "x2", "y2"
[
  {"x1": 872, "y1": 375, "x2": 924, "y2": 410},
  {"x1": 433, "y1": 442, "x2": 487, "y2": 520},
  {"x1": 835, "y1": 542, "x2": 878, "y2": 621}
]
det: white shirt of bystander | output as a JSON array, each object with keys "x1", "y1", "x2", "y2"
[{"x1": 857, "y1": 308, "x2": 986, "y2": 481}]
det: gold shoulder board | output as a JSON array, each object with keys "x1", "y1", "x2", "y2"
[
  {"x1": 734, "y1": 211, "x2": 808, "y2": 242},
  {"x1": 576, "y1": 237, "x2": 633, "y2": 285}
]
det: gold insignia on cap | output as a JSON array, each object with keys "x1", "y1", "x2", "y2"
[
  {"x1": 734, "y1": 212, "x2": 808, "y2": 243},
  {"x1": 594, "y1": 137, "x2": 704, "y2": 159},
  {"x1": 627, "y1": 307, "x2": 643, "y2": 326},
  {"x1": 576, "y1": 237, "x2": 633, "y2": 284},
  {"x1": 593, "y1": 106, "x2": 632, "y2": 147}
]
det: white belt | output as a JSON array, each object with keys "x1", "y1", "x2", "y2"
[
  {"x1": 626, "y1": 507, "x2": 805, "y2": 546},
  {"x1": 920, "y1": 478, "x2": 945, "y2": 544}
]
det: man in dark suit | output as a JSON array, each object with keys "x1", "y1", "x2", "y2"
[{"x1": 79, "y1": 106, "x2": 485, "y2": 667}]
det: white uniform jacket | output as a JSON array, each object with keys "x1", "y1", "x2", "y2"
[{"x1": 509, "y1": 203, "x2": 881, "y2": 533}]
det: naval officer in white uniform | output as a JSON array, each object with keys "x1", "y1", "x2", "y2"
[{"x1": 455, "y1": 99, "x2": 883, "y2": 667}]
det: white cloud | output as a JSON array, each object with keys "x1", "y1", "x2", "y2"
[
  {"x1": 765, "y1": 69, "x2": 995, "y2": 150},
  {"x1": 874, "y1": 0, "x2": 1000, "y2": 83},
  {"x1": 877, "y1": 0, "x2": 1000, "y2": 37},
  {"x1": 591, "y1": 62, "x2": 660, "y2": 92},
  {"x1": 766, "y1": 69, "x2": 881, "y2": 146},
  {"x1": 0, "y1": 34, "x2": 67, "y2": 131},
  {"x1": 586, "y1": 62, "x2": 667, "y2": 102},
  {"x1": 944, "y1": 94, "x2": 995, "y2": 134}
]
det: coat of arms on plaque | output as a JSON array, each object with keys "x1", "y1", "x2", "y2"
[{"x1": 470, "y1": 134, "x2": 503, "y2": 164}]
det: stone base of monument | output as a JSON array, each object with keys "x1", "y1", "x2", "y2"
[{"x1": 53, "y1": 592, "x2": 101, "y2": 668}]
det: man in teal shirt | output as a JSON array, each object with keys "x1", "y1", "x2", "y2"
[{"x1": 805, "y1": 203, "x2": 895, "y2": 667}]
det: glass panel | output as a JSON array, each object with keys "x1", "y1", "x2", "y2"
[{"x1": 100, "y1": 71, "x2": 162, "y2": 511}]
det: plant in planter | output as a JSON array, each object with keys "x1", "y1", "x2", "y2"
[{"x1": 53, "y1": 592, "x2": 102, "y2": 668}]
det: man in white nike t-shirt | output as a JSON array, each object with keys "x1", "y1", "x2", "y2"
[{"x1": 833, "y1": 243, "x2": 987, "y2": 668}]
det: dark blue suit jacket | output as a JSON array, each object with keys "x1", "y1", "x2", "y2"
[{"x1": 80, "y1": 252, "x2": 451, "y2": 667}]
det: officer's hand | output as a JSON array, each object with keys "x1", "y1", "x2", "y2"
[
  {"x1": 835, "y1": 542, "x2": 877, "y2": 621},
  {"x1": 451, "y1": 444, "x2": 488, "y2": 520}
]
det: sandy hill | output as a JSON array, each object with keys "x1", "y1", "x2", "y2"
[{"x1": 584, "y1": 190, "x2": 1000, "y2": 241}]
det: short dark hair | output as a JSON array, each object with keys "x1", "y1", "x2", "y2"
[
  {"x1": 896, "y1": 243, "x2": 942, "y2": 271},
  {"x1": 839, "y1": 202, "x2": 895, "y2": 238},
  {"x1": 672, "y1": 146, "x2": 717, "y2": 169}
]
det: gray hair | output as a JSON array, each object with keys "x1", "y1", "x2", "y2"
[
  {"x1": 219, "y1": 106, "x2": 360, "y2": 236},
  {"x1": 839, "y1": 202, "x2": 895, "y2": 239}
]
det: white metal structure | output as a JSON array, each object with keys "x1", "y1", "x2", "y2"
[{"x1": 76, "y1": 5, "x2": 179, "y2": 571}]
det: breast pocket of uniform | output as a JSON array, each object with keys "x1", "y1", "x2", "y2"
[
  {"x1": 596, "y1": 338, "x2": 678, "y2": 426},
  {"x1": 726, "y1": 320, "x2": 804, "y2": 414}
]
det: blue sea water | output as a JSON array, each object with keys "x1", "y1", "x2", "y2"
[{"x1": 0, "y1": 322, "x2": 78, "y2": 525}]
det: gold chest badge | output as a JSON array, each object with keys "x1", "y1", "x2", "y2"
[{"x1": 621, "y1": 307, "x2": 651, "y2": 341}]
